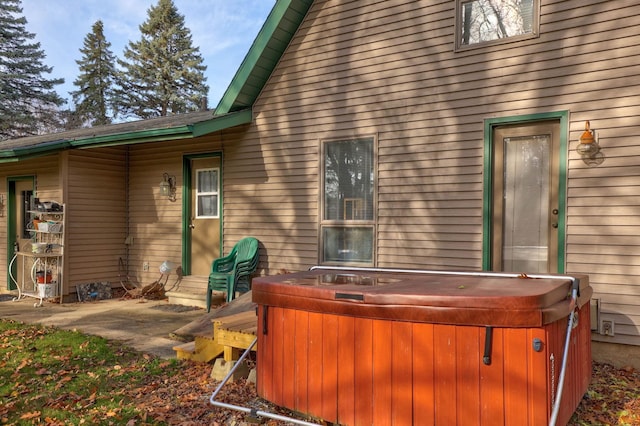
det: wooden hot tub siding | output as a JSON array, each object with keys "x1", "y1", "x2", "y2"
[{"x1": 256, "y1": 303, "x2": 591, "y2": 426}]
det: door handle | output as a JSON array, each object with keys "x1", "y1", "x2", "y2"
[
  {"x1": 552, "y1": 223, "x2": 558, "y2": 228},
  {"x1": 189, "y1": 223, "x2": 195, "y2": 229}
]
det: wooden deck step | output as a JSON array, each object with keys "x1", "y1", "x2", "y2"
[
  {"x1": 213, "y1": 310, "x2": 258, "y2": 360},
  {"x1": 173, "y1": 341, "x2": 196, "y2": 360},
  {"x1": 172, "y1": 335, "x2": 225, "y2": 363},
  {"x1": 172, "y1": 295, "x2": 257, "y2": 362}
]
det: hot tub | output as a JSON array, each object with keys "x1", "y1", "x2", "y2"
[{"x1": 252, "y1": 268, "x2": 592, "y2": 426}]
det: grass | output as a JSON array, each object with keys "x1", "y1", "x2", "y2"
[
  {"x1": 6, "y1": 317, "x2": 639, "y2": 425},
  {"x1": 0, "y1": 319, "x2": 181, "y2": 425}
]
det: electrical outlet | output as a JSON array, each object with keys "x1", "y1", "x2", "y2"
[
  {"x1": 600, "y1": 320, "x2": 614, "y2": 336},
  {"x1": 143, "y1": 262, "x2": 149, "y2": 272}
]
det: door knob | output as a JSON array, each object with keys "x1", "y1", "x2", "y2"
[
  {"x1": 552, "y1": 209, "x2": 558, "y2": 215},
  {"x1": 552, "y1": 223, "x2": 558, "y2": 228},
  {"x1": 189, "y1": 223, "x2": 195, "y2": 229}
]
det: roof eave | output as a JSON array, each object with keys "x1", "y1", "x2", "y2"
[{"x1": 0, "y1": 109, "x2": 253, "y2": 163}]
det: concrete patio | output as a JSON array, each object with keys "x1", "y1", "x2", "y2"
[{"x1": 0, "y1": 294, "x2": 208, "y2": 359}]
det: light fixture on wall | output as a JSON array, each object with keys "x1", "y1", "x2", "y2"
[
  {"x1": 576, "y1": 121, "x2": 604, "y2": 166},
  {"x1": 160, "y1": 173, "x2": 177, "y2": 202},
  {"x1": 576, "y1": 121, "x2": 599, "y2": 157}
]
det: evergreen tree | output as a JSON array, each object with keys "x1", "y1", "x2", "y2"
[
  {"x1": 116, "y1": 0, "x2": 209, "y2": 119},
  {"x1": 0, "y1": 0, "x2": 64, "y2": 139},
  {"x1": 71, "y1": 20, "x2": 117, "y2": 127}
]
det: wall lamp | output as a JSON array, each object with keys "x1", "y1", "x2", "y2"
[
  {"x1": 576, "y1": 121, "x2": 601, "y2": 159},
  {"x1": 160, "y1": 173, "x2": 177, "y2": 202}
]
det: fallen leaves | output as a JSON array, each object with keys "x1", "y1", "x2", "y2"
[
  {"x1": 19, "y1": 411, "x2": 41, "y2": 420},
  {"x1": 6, "y1": 318, "x2": 640, "y2": 425},
  {"x1": 569, "y1": 362, "x2": 640, "y2": 425}
]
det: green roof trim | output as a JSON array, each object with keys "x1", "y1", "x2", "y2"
[
  {"x1": 0, "y1": 140, "x2": 72, "y2": 161},
  {"x1": 190, "y1": 108, "x2": 252, "y2": 137},
  {"x1": 0, "y1": 109, "x2": 253, "y2": 163},
  {"x1": 215, "y1": 0, "x2": 313, "y2": 114}
]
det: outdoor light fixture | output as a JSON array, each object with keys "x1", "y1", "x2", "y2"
[
  {"x1": 576, "y1": 121, "x2": 599, "y2": 157},
  {"x1": 160, "y1": 173, "x2": 177, "y2": 202}
]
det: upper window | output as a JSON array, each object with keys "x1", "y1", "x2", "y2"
[
  {"x1": 321, "y1": 137, "x2": 375, "y2": 265},
  {"x1": 195, "y1": 168, "x2": 219, "y2": 218},
  {"x1": 456, "y1": 0, "x2": 539, "y2": 49}
]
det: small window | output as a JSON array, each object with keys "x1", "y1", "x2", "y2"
[
  {"x1": 456, "y1": 0, "x2": 538, "y2": 48},
  {"x1": 321, "y1": 137, "x2": 375, "y2": 264},
  {"x1": 195, "y1": 168, "x2": 219, "y2": 218}
]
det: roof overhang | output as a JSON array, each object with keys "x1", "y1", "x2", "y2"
[{"x1": 0, "y1": 108, "x2": 252, "y2": 163}]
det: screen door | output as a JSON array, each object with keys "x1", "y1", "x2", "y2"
[{"x1": 492, "y1": 121, "x2": 560, "y2": 273}]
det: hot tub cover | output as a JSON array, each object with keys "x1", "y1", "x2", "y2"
[{"x1": 252, "y1": 269, "x2": 592, "y2": 327}]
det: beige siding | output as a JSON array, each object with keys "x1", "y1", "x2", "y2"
[
  {"x1": 127, "y1": 136, "x2": 223, "y2": 291},
  {"x1": 65, "y1": 148, "x2": 127, "y2": 293},
  {"x1": 220, "y1": 1, "x2": 640, "y2": 343}
]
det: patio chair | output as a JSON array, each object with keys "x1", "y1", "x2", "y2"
[{"x1": 206, "y1": 237, "x2": 259, "y2": 311}]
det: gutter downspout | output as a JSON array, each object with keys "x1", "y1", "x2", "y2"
[{"x1": 309, "y1": 266, "x2": 582, "y2": 426}]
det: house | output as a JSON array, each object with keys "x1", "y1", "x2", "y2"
[{"x1": 2, "y1": 0, "x2": 640, "y2": 361}]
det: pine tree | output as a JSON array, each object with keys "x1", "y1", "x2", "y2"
[
  {"x1": 116, "y1": 0, "x2": 209, "y2": 119},
  {"x1": 71, "y1": 20, "x2": 117, "y2": 127},
  {"x1": 0, "y1": 0, "x2": 64, "y2": 140}
]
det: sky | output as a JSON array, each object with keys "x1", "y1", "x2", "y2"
[{"x1": 20, "y1": 0, "x2": 276, "y2": 109}]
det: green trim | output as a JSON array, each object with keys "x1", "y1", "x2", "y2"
[
  {"x1": 181, "y1": 157, "x2": 191, "y2": 275},
  {"x1": 0, "y1": 141, "x2": 72, "y2": 162},
  {"x1": 482, "y1": 120, "x2": 494, "y2": 271},
  {"x1": 70, "y1": 127, "x2": 193, "y2": 148},
  {"x1": 190, "y1": 108, "x2": 252, "y2": 137},
  {"x1": 181, "y1": 152, "x2": 224, "y2": 276},
  {"x1": 482, "y1": 111, "x2": 569, "y2": 272},
  {"x1": 6, "y1": 176, "x2": 35, "y2": 290},
  {"x1": 0, "y1": 110, "x2": 253, "y2": 163},
  {"x1": 215, "y1": 0, "x2": 313, "y2": 114}
]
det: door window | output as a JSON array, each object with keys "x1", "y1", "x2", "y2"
[{"x1": 195, "y1": 168, "x2": 219, "y2": 218}]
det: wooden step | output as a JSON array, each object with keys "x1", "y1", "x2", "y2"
[
  {"x1": 172, "y1": 335, "x2": 225, "y2": 363},
  {"x1": 166, "y1": 291, "x2": 208, "y2": 309},
  {"x1": 171, "y1": 291, "x2": 257, "y2": 362},
  {"x1": 173, "y1": 341, "x2": 196, "y2": 360},
  {"x1": 214, "y1": 310, "x2": 258, "y2": 361}
]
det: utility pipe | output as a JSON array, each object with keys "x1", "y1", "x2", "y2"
[
  {"x1": 209, "y1": 337, "x2": 321, "y2": 426},
  {"x1": 310, "y1": 265, "x2": 582, "y2": 426},
  {"x1": 548, "y1": 287, "x2": 579, "y2": 426}
]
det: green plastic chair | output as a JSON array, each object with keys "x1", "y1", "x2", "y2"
[{"x1": 206, "y1": 237, "x2": 259, "y2": 311}]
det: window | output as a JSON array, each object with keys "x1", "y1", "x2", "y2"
[
  {"x1": 321, "y1": 137, "x2": 375, "y2": 264},
  {"x1": 456, "y1": 0, "x2": 538, "y2": 48},
  {"x1": 195, "y1": 168, "x2": 219, "y2": 218}
]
